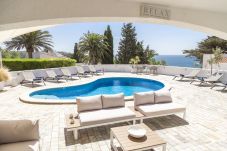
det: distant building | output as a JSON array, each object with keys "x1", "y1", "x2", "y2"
[{"x1": 32, "y1": 51, "x2": 66, "y2": 58}]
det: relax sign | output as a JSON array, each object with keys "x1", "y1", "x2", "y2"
[{"x1": 140, "y1": 4, "x2": 170, "y2": 20}]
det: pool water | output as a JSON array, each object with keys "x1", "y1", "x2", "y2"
[{"x1": 30, "y1": 77, "x2": 164, "y2": 100}]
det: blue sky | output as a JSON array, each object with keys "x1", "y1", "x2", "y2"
[
  {"x1": 45, "y1": 22, "x2": 208, "y2": 55},
  {"x1": 2, "y1": 22, "x2": 209, "y2": 55}
]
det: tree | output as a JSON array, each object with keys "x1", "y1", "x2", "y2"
[
  {"x1": 73, "y1": 43, "x2": 80, "y2": 62},
  {"x1": 102, "y1": 25, "x2": 114, "y2": 64},
  {"x1": 78, "y1": 32, "x2": 109, "y2": 64},
  {"x1": 117, "y1": 23, "x2": 138, "y2": 63},
  {"x1": 134, "y1": 41, "x2": 159, "y2": 64},
  {"x1": 4, "y1": 30, "x2": 53, "y2": 58},
  {"x1": 183, "y1": 36, "x2": 227, "y2": 63}
]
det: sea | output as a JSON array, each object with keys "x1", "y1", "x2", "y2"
[{"x1": 155, "y1": 55, "x2": 201, "y2": 68}]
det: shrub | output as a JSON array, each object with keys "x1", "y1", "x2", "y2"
[
  {"x1": 0, "y1": 67, "x2": 11, "y2": 82},
  {"x1": 2, "y1": 58, "x2": 76, "y2": 71}
]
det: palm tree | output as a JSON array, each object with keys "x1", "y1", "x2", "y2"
[
  {"x1": 4, "y1": 30, "x2": 53, "y2": 58},
  {"x1": 78, "y1": 32, "x2": 109, "y2": 64}
]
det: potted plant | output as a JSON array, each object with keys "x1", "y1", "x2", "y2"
[
  {"x1": 129, "y1": 56, "x2": 140, "y2": 73},
  {"x1": 208, "y1": 47, "x2": 223, "y2": 75},
  {"x1": 0, "y1": 67, "x2": 10, "y2": 90}
]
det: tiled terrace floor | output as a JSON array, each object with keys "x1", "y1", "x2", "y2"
[{"x1": 1, "y1": 73, "x2": 227, "y2": 151}]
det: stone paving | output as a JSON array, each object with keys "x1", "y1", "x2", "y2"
[{"x1": 1, "y1": 73, "x2": 227, "y2": 151}]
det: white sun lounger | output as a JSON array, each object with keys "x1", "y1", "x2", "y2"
[
  {"x1": 190, "y1": 72, "x2": 223, "y2": 85},
  {"x1": 173, "y1": 70, "x2": 201, "y2": 80},
  {"x1": 75, "y1": 66, "x2": 87, "y2": 77},
  {"x1": 87, "y1": 65, "x2": 104, "y2": 75},
  {"x1": 45, "y1": 70, "x2": 66, "y2": 82},
  {"x1": 211, "y1": 81, "x2": 227, "y2": 90},
  {"x1": 21, "y1": 71, "x2": 45, "y2": 87},
  {"x1": 60, "y1": 68, "x2": 80, "y2": 80},
  {"x1": 199, "y1": 73, "x2": 223, "y2": 85}
]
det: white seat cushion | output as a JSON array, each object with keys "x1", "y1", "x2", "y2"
[
  {"x1": 134, "y1": 91, "x2": 155, "y2": 106},
  {"x1": 0, "y1": 120, "x2": 39, "y2": 144},
  {"x1": 136, "y1": 103, "x2": 185, "y2": 117},
  {"x1": 0, "y1": 141, "x2": 39, "y2": 151},
  {"x1": 79, "y1": 107, "x2": 136, "y2": 126},
  {"x1": 77, "y1": 95, "x2": 102, "y2": 113},
  {"x1": 155, "y1": 89, "x2": 172, "y2": 103},
  {"x1": 102, "y1": 93, "x2": 125, "y2": 109}
]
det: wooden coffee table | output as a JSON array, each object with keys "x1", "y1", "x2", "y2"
[{"x1": 110, "y1": 123, "x2": 166, "y2": 151}]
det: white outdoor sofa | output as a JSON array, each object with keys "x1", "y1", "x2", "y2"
[
  {"x1": 0, "y1": 120, "x2": 41, "y2": 151},
  {"x1": 134, "y1": 89, "x2": 186, "y2": 123},
  {"x1": 65, "y1": 90, "x2": 186, "y2": 140},
  {"x1": 66, "y1": 93, "x2": 139, "y2": 140}
]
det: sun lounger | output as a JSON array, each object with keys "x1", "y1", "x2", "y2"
[
  {"x1": 0, "y1": 120, "x2": 41, "y2": 151},
  {"x1": 134, "y1": 89, "x2": 186, "y2": 122},
  {"x1": 67, "y1": 67, "x2": 80, "y2": 78},
  {"x1": 87, "y1": 65, "x2": 104, "y2": 75},
  {"x1": 75, "y1": 66, "x2": 87, "y2": 77},
  {"x1": 210, "y1": 81, "x2": 227, "y2": 90},
  {"x1": 65, "y1": 93, "x2": 138, "y2": 140},
  {"x1": 199, "y1": 72, "x2": 223, "y2": 85},
  {"x1": 21, "y1": 71, "x2": 45, "y2": 86},
  {"x1": 190, "y1": 72, "x2": 223, "y2": 85},
  {"x1": 53, "y1": 68, "x2": 73, "y2": 81},
  {"x1": 45, "y1": 70, "x2": 66, "y2": 82},
  {"x1": 60, "y1": 68, "x2": 79, "y2": 80},
  {"x1": 173, "y1": 70, "x2": 201, "y2": 80}
]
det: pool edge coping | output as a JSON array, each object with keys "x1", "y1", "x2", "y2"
[{"x1": 19, "y1": 76, "x2": 170, "y2": 104}]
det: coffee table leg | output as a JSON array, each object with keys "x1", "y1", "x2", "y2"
[
  {"x1": 110, "y1": 131, "x2": 119, "y2": 151},
  {"x1": 73, "y1": 129, "x2": 78, "y2": 140},
  {"x1": 162, "y1": 144, "x2": 167, "y2": 151},
  {"x1": 110, "y1": 130, "x2": 113, "y2": 147}
]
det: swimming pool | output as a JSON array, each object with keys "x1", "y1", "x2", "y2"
[{"x1": 29, "y1": 77, "x2": 164, "y2": 100}]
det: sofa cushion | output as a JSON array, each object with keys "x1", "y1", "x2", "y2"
[
  {"x1": 0, "y1": 120, "x2": 39, "y2": 144},
  {"x1": 102, "y1": 93, "x2": 125, "y2": 109},
  {"x1": 155, "y1": 89, "x2": 172, "y2": 103},
  {"x1": 134, "y1": 91, "x2": 155, "y2": 107},
  {"x1": 136, "y1": 103, "x2": 185, "y2": 117},
  {"x1": 77, "y1": 95, "x2": 102, "y2": 113},
  {"x1": 0, "y1": 140, "x2": 39, "y2": 151},
  {"x1": 79, "y1": 107, "x2": 136, "y2": 126}
]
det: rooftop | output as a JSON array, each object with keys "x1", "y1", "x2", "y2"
[{"x1": 1, "y1": 72, "x2": 227, "y2": 151}]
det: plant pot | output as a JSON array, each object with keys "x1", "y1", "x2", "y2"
[{"x1": 0, "y1": 81, "x2": 5, "y2": 91}]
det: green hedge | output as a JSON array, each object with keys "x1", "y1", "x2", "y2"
[{"x1": 2, "y1": 58, "x2": 76, "y2": 71}]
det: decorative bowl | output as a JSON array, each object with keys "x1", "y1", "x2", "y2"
[{"x1": 128, "y1": 125, "x2": 146, "y2": 138}]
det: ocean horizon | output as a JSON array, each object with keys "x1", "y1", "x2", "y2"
[{"x1": 155, "y1": 55, "x2": 201, "y2": 68}]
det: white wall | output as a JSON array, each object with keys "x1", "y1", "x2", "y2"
[
  {"x1": 7, "y1": 64, "x2": 227, "y2": 87},
  {"x1": 1, "y1": 0, "x2": 227, "y2": 41},
  {"x1": 203, "y1": 54, "x2": 227, "y2": 70}
]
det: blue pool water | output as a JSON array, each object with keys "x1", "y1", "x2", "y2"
[{"x1": 30, "y1": 77, "x2": 164, "y2": 100}]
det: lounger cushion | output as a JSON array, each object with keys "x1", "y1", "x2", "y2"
[
  {"x1": 77, "y1": 95, "x2": 102, "y2": 113},
  {"x1": 134, "y1": 91, "x2": 155, "y2": 106},
  {"x1": 102, "y1": 93, "x2": 125, "y2": 109},
  {"x1": 155, "y1": 89, "x2": 172, "y2": 103},
  {"x1": 136, "y1": 103, "x2": 185, "y2": 117},
  {"x1": 0, "y1": 120, "x2": 39, "y2": 144},
  {"x1": 0, "y1": 140, "x2": 39, "y2": 151},
  {"x1": 79, "y1": 107, "x2": 136, "y2": 126}
]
